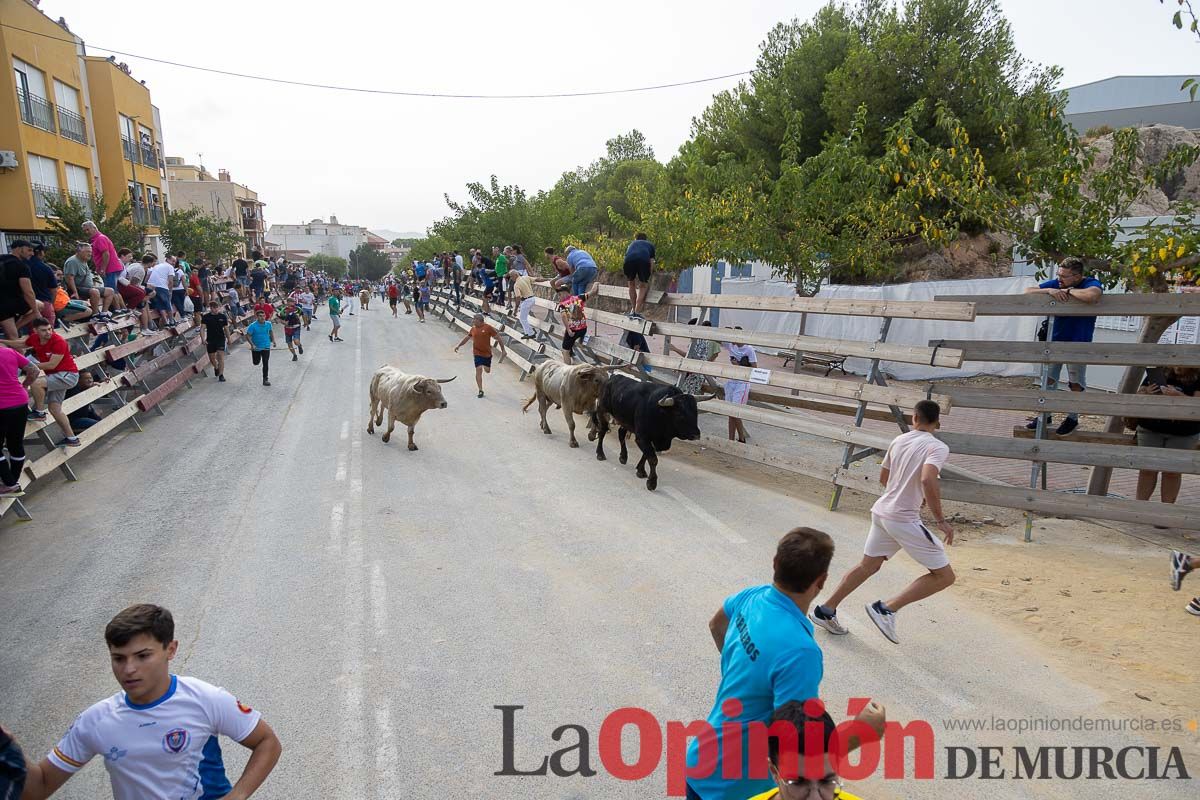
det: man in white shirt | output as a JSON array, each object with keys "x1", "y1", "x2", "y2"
[
  {"x1": 146, "y1": 258, "x2": 178, "y2": 325},
  {"x1": 810, "y1": 400, "x2": 956, "y2": 645},
  {"x1": 12, "y1": 604, "x2": 281, "y2": 799}
]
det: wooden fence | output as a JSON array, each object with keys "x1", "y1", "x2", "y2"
[
  {"x1": 1, "y1": 279, "x2": 253, "y2": 522},
  {"x1": 427, "y1": 280, "x2": 1200, "y2": 537}
]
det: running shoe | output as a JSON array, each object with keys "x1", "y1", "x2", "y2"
[
  {"x1": 263, "y1": 380, "x2": 271, "y2": 387},
  {"x1": 329, "y1": 334, "x2": 334, "y2": 342},
  {"x1": 292, "y1": 353, "x2": 298, "y2": 361},
  {"x1": 298, "y1": 343, "x2": 303, "y2": 354},
  {"x1": 26, "y1": 409, "x2": 47, "y2": 421},
  {"x1": 1055, "y1": 417, "x2": 1079, "y2": 436},
  {"x1": 218, "y1": 375, "x2": 226, "y2": 382},
  {"x1": 1187, "y1": 597, "x2": 1200, "y2": 616},
  {"x1": 1025, "y1": 416, "x2": 1047, "y2": 430},
  {"x1": 58, "y1": 436, "x2": 81, "y2": 447},
  {"x1": 810, "y1": 607, "x2": 848, "y2": 635},
  {"x1": 1171, "y1": 550, "x2": 1192, "y2": 591},
  {"x1": 866, "y1": 601, "x2": 899, "y2": 644},
  {"x1": 0, "y1": 484, "x2": 25, "y2": 496},
  {"x1": 477, "y1": 390, "x2": 485, "y2": 398}
]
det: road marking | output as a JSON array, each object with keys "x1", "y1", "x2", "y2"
[
  {"x1": 374, "y1": 704, "x2": 399, "y2": 796},
  {"x1": 662, "y1": 486, "x2": 747, "y2": 544},
  {"x1": 329, "y1": 502, "x2": 345, "y2": 551},
  {"x1": 340, "y1": 420, "x2": 349, "y2": 440},
  {"x1": 370, "y1": 561, "x2": 387, "y2": 640},
  {"x1": 335, "y1": 452, "x2": 348, "y2": 482}
]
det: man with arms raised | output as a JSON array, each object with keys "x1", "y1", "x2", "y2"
[{"x1": 14, "y1": 603, "x2": 281, "y2": 799}]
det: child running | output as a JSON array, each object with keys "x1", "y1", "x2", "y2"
[
  {"x1": 199, "y1": 300, "x2": 230, "y2": 382},
  {"x1": 298, "y1": 287, "x2": 315, "y2": 330},
  {"x1": 328, "y1": 288, "x2": 344, "y2": 342},
  {"x1": 281, "y1": 300, "x2": 304, "y2": 361},
  {"x1": 454, "y1": 313, "x2": 507, "y2": 398}
]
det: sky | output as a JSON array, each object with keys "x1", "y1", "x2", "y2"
[{"x1": 31, "y1": 0, "x2": 1200, "y2": 235}]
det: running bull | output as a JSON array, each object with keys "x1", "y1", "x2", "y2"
[
  {"x1": 366, "y1": 366, "x2": 455, "y2": 450},
  {"x1": 521, "y1": 361, "x2": 622, "y2": 448},
  {"x1": 592, "y1": 375, "x2": 714, "y2": 491}
]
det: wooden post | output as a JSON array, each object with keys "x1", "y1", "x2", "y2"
[
  {"x1": 1024, "y1": 360, "x2": 1053, "y2": 542},
  {"x1": 829, "y1": 317, "x2": 896, "y2": 511}
]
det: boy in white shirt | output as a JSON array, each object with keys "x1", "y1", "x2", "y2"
[
  {"x1": 810, "y1": 400, "x2": 956, "y2": 645},
  {"x1": 13, "y1": 604, "x2": 281, "y2": 799}
]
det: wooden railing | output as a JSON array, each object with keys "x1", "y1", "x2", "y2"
[{"x1": 426, "y1": 279, "x2": 1200, "y2": 536}]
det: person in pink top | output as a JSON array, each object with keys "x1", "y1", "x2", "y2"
[
  {"x1": 0, "y1": 345, "x2": 42, "y2": 495},
  {"x1": 809, "y1": 399, "x2": 956, "y2": 645},
  {"x1": 82, "y1": 220, "x2": 122, "y2": 291}
]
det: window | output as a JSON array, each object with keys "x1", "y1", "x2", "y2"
[
  {"x1": 13, "y1": 58, "x2": 54, "y2": 132},
  {"x1": 119, "y1": 114, "x2": 136, "y2": 161},
  {"x1": 28, "y1": 154, "x2": 60, "y2": 217},
  {"x1": 53, "y1": 80, "x2": 87, "y2": 143},
  {"x1": 137, "y1": 125, "x2": 156, "y2": 167},
  {"x1": 52, "y1": 80, "x2": 79, "y2": 114}
]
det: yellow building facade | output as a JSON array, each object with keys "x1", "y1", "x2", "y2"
[{"x1": 0, "y1": 0, "x2": 165, "y2": 244}]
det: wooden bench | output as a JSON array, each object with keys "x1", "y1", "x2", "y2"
[
  {"x1": 780, "y1": 351, "x2": 849, "y2": 376},
  {"x1": 1011, "y1": 426, "x2": 1137, "y2": 446}
]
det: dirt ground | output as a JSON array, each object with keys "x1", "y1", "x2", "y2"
[{"x1": 684, "y1": 442, "x2": 1200, "y2": 736}]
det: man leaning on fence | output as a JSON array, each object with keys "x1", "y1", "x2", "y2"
[{"x1": 1022, "y1": 257, "x2": 1102, "y2": 436}]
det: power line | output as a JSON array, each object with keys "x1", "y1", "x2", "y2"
[{"x1": 1, "y1": 22, "x2": 751, "y2": 99}]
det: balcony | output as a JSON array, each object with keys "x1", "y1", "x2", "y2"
[
  {"x1": 17, "y1": 88, "x2": 56, "y2": 134},
  {"x1": 121, "y1": 136, "x2": 137, "y2": 162},
  {"x1": 57, "y1": 106, "x2": 87, "y2": 144},
  {"x1": 67, "y1": 190, "x2": 95, "y2": 216},
  {"x1": 32, "y1": 183, "x2": 61, "y2": 217},
  {"x1": 131, "y1": 201, "x2": 148, "y2": 225},
  {"x1": 149, "y1": 205, "x2": 163, "y2": 226},
  {"x1": 140, "y1": 147, "x2": 158, "y2": 169}
]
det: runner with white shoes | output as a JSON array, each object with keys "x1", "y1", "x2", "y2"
[
  {"x1": 1170, "y1": 550, "x2": 1200, "y2": 616},
  {"x1": 810, "y1": 399, "x2": 956, "y2": 644}
]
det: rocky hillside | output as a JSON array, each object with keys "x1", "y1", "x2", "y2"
[{"x1": 1087, "y1": 124, "x2": 1200, "y2": 216}]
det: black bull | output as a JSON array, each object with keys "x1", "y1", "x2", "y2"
[{"x1": 591, "y1": 375, "x2": 714, "y2": 491}]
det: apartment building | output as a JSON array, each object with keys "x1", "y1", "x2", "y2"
[
  {"x1": 0, "y1": 0, "x2": 168, "y2": 250},
  {"x1": 166, "y1": 159, "x2": 267, "y2": 254}
]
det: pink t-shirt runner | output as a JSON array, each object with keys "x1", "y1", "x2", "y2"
[
  {"x1": 871, "y1": 430, "x2": 949, "y2": 523},
  {"x1": 0, "y1": 348, "x2": 32, "y2": 409},
  {"x1": 90, "y1": 230, "x2": 122, "y2": 274}
]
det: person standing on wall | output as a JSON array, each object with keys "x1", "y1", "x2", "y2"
[{"x1": 623, "y1": 232, "x2": 655, "y2": 318}]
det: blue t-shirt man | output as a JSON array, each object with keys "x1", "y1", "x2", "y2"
[
  {"x1": 1038, "y1": 275, "x2": 1103, "y2": 342},
  {"x1": 686, "y1": 585, "x2": 824, "y2": 800},
  {"x1": 566, "y1": 248, "x2": 597, "y2": 273},
  {"x1": 246, "y1": 319, "x2": 273, "y2": 351},
  {"x1": 624, "y1": 238, "x2": 655, "y2": 265}
]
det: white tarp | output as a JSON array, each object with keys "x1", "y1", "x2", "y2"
[{"x1": 688, "y1": 275, "x2": 1040, "y2": 381}]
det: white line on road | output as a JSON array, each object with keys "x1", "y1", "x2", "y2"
[
  {"x1": 374, "y1": 704, "x2": 399, "y2": 796},
  {"x1": 329, "y1": 502, "x2": 345, "y2": 551},
  {"x1": 370, "y1": 561, "x2": 388, "y2": 640},
  {"x1": 662, "y1": 485, "x2": 747, "y2": 544},
  {"x1": 340, "y1": 420, "x2": 349, "y2": 440},
  {"x1": 335, "y1": 452, "x2": 348, "y2": 482}
]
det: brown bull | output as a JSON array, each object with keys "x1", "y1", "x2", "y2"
[
  {"x1": 366, "y1": 366, "x2": 455, "y2": 450},
  {"x1": 522, "y1": 360, "x2": 622, "y2": 448}
]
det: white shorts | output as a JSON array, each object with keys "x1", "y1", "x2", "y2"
[{"x1": 864, "y1": 513, "x2": 950, "y2": 570}]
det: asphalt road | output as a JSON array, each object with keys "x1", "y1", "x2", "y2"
[{"x1": 1, "y1": 304, "x2": 1195, "y2": 799}]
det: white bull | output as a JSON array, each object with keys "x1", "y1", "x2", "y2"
[
  {"x1": 366, "y1": 366, "x2": 455, "y2": 450},
  {"x1": 522, "y1": 360, "x2": 622, "y2": 448}
]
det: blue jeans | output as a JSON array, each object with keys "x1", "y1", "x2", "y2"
[
  {"x1": 103, "y1": 272, "x2": 119, "y2": 291},
  {"x1": 152, "y1": 286, "x2": 171, "y2": 313},
  {"x1": 571, "y1": 264, "x2": 597, "y2": 297}
]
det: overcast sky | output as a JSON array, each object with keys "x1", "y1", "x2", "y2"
[{"x1": 37, "y1": 0, "x2": 1200, "y2": 235}]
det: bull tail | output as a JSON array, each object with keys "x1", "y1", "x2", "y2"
[{"x1": 521, "y1": 393, "x2": 538, "y2": 414}]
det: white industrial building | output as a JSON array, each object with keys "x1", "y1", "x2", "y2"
[{"x1": 266, "y1": 216, "x2": 369, "y2": 261}]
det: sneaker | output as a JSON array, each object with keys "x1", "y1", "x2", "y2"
[
  {"x1": 1187, "y1": 597, "x2": 1200, "y2": 616},
  {"x1": 335, "y1": 337, "x2": 344, "y2": 342},
  {"x1": 292, "y1": 353, "x2": 298, "y2": 361},
  {"x1": 865, "y1": 601, "x2": 899, "y2": 644},
  {"x1": 0, "y1": 484, "x2": 25, "y2": 497},
  {"x1": 298, "y1": 343, "x2": 303, "y2": 354},
  {"x1": 263, "y1": 380, "x2": 271, "y2": 387},
  {"x1": 27, "y1": 409, "x2": 47, "y2": 421},
  {"x1": 1171, "y1": 551, "x2": 1193, "y2": 591},
  {"x1": 1025, "y1": 416, "x2": 1047, "y2": 430},
  {"x1": 329, "y1": 334, "x2": 334, "y2": 342},
  {"x1": 59, "y1": 436, "x2": 81, "y2": 448},
  {"x1": 477, "y1": 390, "x2": 485, "y2": 398},
  {"x1": 810, "y1": 606, "x2": 848, "y2": 636},
  {"x1": 1055, "y1": 417, "x2": 1079, "y2": 436},
  {"x1": 218, "y1": 375, "x2": 226, "y2": 382}
]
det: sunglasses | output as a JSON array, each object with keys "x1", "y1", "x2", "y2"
[{"x1": 779, "y1": 775, "x2": 843, "y2": 799}]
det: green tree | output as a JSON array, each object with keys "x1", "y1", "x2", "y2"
[
  {"x1": 160, "y1": 207, "x2": 243, "y2": 262},
  {"x1": 305, "y1": 253, "x2": 348, "y2": 277},
  {"x1": 348, "y1": 244, "x2": 393, "y2": 281},
  {"x1": 42, "y1": 192, "x2": 146, "y2": 266}
]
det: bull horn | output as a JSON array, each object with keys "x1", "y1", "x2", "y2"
[
  {"x1": 694, "y1": 393, "x2": 717, "y2": 402},
  {"x1": 436, "y1": 376, "x2": 457, "y2": 383},
  {"x1": 657, "y1": 396, "x2": 676, "y2": 408}
]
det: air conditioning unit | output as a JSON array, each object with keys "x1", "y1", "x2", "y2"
[{"x1": 0, "y1": 151, "x2": 17, "y2": 170}]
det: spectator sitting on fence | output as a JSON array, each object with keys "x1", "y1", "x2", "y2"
[
  {"x1": 0, "y1": 343, "x2": 42, "y2": 496},
  {"x1": 671, "y1": 318, "x2": 721, "y2": 394},
  {"x1": 725, "y1": 327, "x2": 757, "y2": 444},
  {"x1": 26, "y1": 243, "x2": 59, "y2": 329},
  {"x1": 64, "y1": 370, "x2": 102, "y2": 431},
  {"x1": 4, "y1": 318, "x2": 82, "y2": 447},
  {"x1": 1, "y1": 246, "x2": 39, "y2": 341},
  {"x1": 1022, "y1": 256, "x2": 1102, "y2": 437},
  {"x1": 1129, "y1": 366, "x2": 1200, "y2": 511},
  {"x1": 118, "y1": 274, "x2": 152, "y2": 334}
]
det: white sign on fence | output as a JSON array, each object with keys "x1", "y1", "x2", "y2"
[{"x1": 749, "y1": 368, "x2": 772, "y2": 385}]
